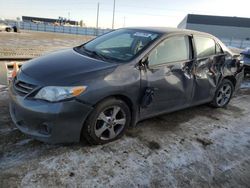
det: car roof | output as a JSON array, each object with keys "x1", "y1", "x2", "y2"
[
  {"x1": 124, "y1": 27, "x2": 214, "y2": 38},
  {"x1": 124, "y1": 27, "x2": 235, "y2": 56}
]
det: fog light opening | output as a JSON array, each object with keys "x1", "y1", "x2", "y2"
[{"x1": 39, "y1": 123, "x2": 51, "y2": 135}]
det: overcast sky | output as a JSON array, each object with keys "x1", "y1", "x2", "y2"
[{"x1": 0, "y1": 0, "x2": 249, "y2": 28}]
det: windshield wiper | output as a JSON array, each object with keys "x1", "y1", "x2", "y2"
[
  {"x1": 91, "y1": 51, "x2": 109, "y2": 61},
  {"x1": 82, "y1": 47, "x2": 108, "y2": 61}
]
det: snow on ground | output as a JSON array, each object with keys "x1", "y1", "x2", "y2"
[{"x1": 1, "y1": 78, "x2": 250, "y2": 187}]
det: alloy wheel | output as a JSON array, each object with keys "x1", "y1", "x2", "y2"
[
  {"x1": 94, "y1": 106, "x2": 126, "y2": 140},
  {"x1": 216, "y1": 83, "x2": 232, "y2": 107}
]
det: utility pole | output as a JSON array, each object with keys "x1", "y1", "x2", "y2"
[
  {"x1": 123, "y1": 16, "x2": 126, "y2": 27},
  {"x1": 96, "y1": 2, "x2": 100, "y2": 35},
  {"x1": 112, "y1": 0, "x2": 116, "y2": 29}
]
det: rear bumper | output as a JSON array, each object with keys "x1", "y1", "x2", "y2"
[{"x1": 9, "y1": 85, "x2": 93, "y2": 144}]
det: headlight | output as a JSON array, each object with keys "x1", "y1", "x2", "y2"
[{"x1": 34, "y1": 86, "x2": 87, "y2": 102}]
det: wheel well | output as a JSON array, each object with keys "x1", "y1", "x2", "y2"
[
  {"x1": 224, "y1": 76, "x2": 236, "y2": 88},
  {"x1": 96, "y1": 95, "x2": 136, "y2": 127},
  {"x1": 96, "y1": 95, "x2": 134, "y2": 116}
]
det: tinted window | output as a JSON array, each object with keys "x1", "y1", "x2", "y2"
[
  {"x1": 148, "y1": 36, "x2": 190, "y2": 66},
  {"x1": 194, "y1": 36, "x2": 216, "y2": 58}
]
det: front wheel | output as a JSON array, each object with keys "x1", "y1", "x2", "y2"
[
  {"x1": 211, "y1": 79, "x2": 234, "y2": 108},
  {"x1": 82, "y1": 98, "x2": 131, "y2": 145}
]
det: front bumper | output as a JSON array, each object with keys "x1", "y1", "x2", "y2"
[{"x1": 9, "y1": 85, "x2": 93, "y2": 144}]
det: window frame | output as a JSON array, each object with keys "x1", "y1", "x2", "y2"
[
  {"x1": 215, "y1": 42, "x2": 224, "y2": 55},
  {"x1": 146, "y1": 34, "x2": 192, "y2": 68}
]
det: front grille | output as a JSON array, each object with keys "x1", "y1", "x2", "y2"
[{"x1": 14, "y1": 79, "x2": 36, "y2": 96}]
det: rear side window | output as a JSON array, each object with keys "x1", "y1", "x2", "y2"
[
  {"x1": 194, "y1": 36, "x2": 216, "y2": 58},
  {"x1": 148, "y1": 36, "x2": 190, "y2": 66}
]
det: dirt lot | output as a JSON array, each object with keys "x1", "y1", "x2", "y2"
[
  {"x1": 0, "y1": 30, "x2": 93, "y2": 58},
  {"x1": 1, "y1": 31, "x2": 250, "y2": 187}
]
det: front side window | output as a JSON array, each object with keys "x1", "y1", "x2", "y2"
[
  {"x1": 194, "y1": 36, "x2": 216, "y2": 58},
  {"x1": 76, "y1": 29, "x2": 159, "y2": 62},
  {"x1": 148, "y1": 36, "x2": 190, "y2": 66}
]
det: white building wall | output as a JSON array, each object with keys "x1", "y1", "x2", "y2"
[{"x1": 185, "y1": 23, "x2": 250, "y2": 48}]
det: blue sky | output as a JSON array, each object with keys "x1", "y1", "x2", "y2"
[{"x1": 0, "y1": 0, "x2": 249, "y2": 28}]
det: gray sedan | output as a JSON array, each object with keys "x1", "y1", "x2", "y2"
[{"x1": 9, "y1": 27, "x2": 244, "y2": 145}]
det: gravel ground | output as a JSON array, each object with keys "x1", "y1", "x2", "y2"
[
  {"x1": 0, "y1": 31, "x2": 250, "y2": 187},
  {"x1": 0, "y1": 30, "x2": 93, "y2": 58}
]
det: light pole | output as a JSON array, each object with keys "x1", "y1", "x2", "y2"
[
  {"x1": 123, "y1": 16, "x2": 126, "y2": 27},
  {"x1": 96, "y1": 2, "x2": 100, "y2": 35},
  {"x1": 112, "y1": 0, "x2": 116, "y2": 29}
]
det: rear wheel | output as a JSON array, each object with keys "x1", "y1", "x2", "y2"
[
  {"x1": 211, "y1": 79, "x2": 234, "y2": 108},
  {"x1": 82, "y1": 98, "x2": 131, "y2": 145}
]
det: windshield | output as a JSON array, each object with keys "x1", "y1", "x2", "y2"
[{"x1": 76, "y1": 29, "x2": 160, "y2": 62}]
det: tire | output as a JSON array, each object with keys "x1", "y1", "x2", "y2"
[
  {"x1": 6, "y1": 28, "x2": 11, "y2": 32},
  {"x1": 211, "y1": 79, "x2": 234, "y2": 108},
  {"x1": 82, "y1": 98, "x2": 131, "y2": 145}
]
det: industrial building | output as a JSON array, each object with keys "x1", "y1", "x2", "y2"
[
  {"x1": 178, "y1": 14, "x2": 250, "y2": 48},
  {"x1": 22, "y1": 16, "x2": 78, "y2": 26}
]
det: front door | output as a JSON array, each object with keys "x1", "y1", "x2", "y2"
[{"x1": 140, "y1": 35, "x2": 194, "y2": 119}]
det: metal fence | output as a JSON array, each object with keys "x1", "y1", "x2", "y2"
[
  {"x1": 6, "y1": 21, "x2": 112, "y2": 36},
  {"x1": 220, "y1": 38, "x2": 250, "y2": 49},
  {"x1": 5, "y1": 21, "x2": 250, "y2": 49}
]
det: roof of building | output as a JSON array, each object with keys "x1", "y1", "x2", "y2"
[
  {"x1": 22, "y1": 16, "x2": 77, "y2": 25},
  {"x1": 184, "y1": 14, "x2": 250, "y2": 28}
]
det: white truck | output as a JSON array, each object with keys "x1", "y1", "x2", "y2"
[{"x1": 0, "y1": 22, "x2": 13, "y2": 32}]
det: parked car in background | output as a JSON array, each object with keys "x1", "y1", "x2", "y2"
[
  {"x1": 9, "y1": 27, "x2": 244, "y2": 145},
  {"x1": 0, "y1": 22, "x2": 13, "y2": 32},
  {"x1": 241, "y1": 48, "x2": 250, "y2": 76}
]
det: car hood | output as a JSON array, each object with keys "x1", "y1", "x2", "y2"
[{"x1": 21, "y1": 49, "x2": 118, "y2": 85}]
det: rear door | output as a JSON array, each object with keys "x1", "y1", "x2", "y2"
[
  {"x1": 192, "y1": 35, "x2": 226, "y2": 104},
  {"x1": 140, "y1": 35, "x2": 195, "y2": 118}
]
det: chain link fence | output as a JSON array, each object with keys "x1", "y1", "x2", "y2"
[{"x1": 6, "y1": 21, "x2": 112, "y2": 36}]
